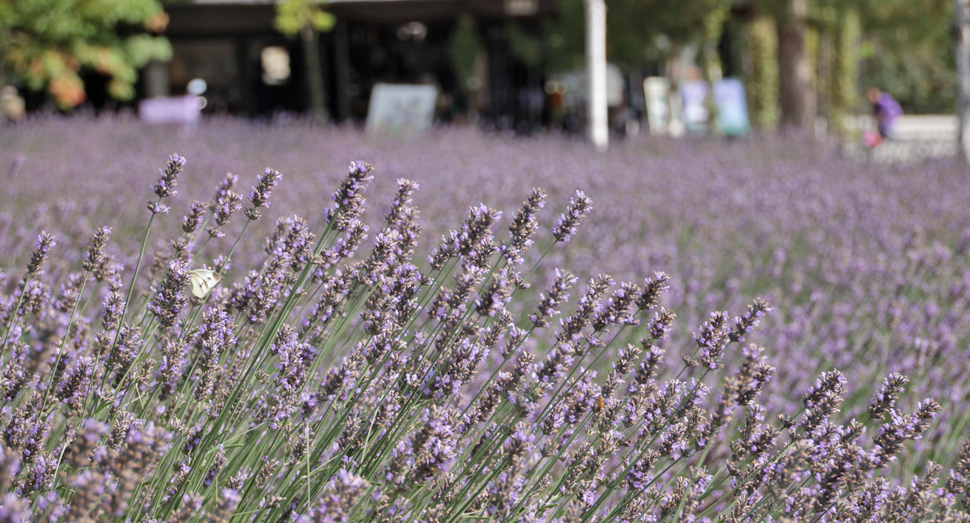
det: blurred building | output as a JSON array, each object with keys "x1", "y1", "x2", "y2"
[{"x1": 154, "y1": 0, "x2": 554, "y2": 127}]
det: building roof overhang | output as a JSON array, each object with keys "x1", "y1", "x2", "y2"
[{"x1": 167, "y1": 0, "x2": 552, "y2": 34}]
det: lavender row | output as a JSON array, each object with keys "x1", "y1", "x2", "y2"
[{"x1": 0, "y1": 115, "x2": 968, "y2": 521}]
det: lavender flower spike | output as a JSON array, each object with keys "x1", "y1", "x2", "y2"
[
  {"x1": 152, "y1": 153, "x2": 185, "y2": 198},
  {"x1": 552, "y1": 190, "x2": 592, "y2": 243},
  {"x1": 25, "y1": 231, "x2": 56, "y2": 277},
  {"x1": 246, "y1": 167, "x2": 283, "y2": 220}
]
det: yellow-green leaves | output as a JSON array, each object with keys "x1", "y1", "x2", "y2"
[
  {"x1": 0, "y1": 0, "x2": 171, "y2": 109},
  {"x1": 274, "y1": 0, "x2": 336, "y2": 37}
]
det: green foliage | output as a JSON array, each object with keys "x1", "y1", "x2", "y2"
[
  {"x1": 541, "y1": 0, "x2": 710, "y2": 73},
  {"x1": 806, "y1": 0, "x2": 953, "y2": 114},
  {"x1": 274, "y1": 0, "x2": 334, "y2": 123},
  {"x1": 746, "y1": 16, "x2": 780, "y2": 129},
  {"x1": 605, "y1": 0, "x2": 707, "y2": 69},
  {"x1": 542, "y1": 0, "x2": 953, "y2": 118},
  {"x1": 829, "y1": 8, "x2": 859, "y2": 136},
  {"x1": 541, "y1": 0, "x2": 586, "y2": 73},
  {"x1": 700, "y1": 0, "x2": 732, "y2": 83},
  {"x1": 0, "y1": 0, "x2": 171, "y2": 109},
  {"x1": 857, "y1": 0, "x2": 954, "y2": 113},
  {"x1": 449, "y1": 14, "x2": 484, "y2": 90},
  {"x1": 273, "y1": 0, "x2": 336, "y2": 37},
  {"x1": 507, "y1": 21, "x2": 543, "y2": 67}
]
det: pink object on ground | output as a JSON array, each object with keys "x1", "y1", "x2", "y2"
[{"x1": 862, "y1": 130, "x2": 883, "y2": 148}]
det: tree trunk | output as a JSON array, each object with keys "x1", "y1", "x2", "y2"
[
  {"x1": 701, "y1": 2, "x2": 731, "y2": 86},
  {"x1": 701, "y1": 1, "x2": 731, "y2": 134},
  {"x1": 746, "y1": 16, "x2": 779, "y2": 129},
  {"x1": 829, "y1": 8, "x2": 859, "y2": 138},
  {"x1": 301, "y1": 24, "x2": 328, "y2": 124},
  {"x1": 776, "y1": 0, "x2": 815, "y2": 131},
  {"x1": 955, "y1": 0, "x2": 970, "y2": 161}
]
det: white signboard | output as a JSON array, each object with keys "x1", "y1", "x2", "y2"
[
  {"x1": 365, "y1": 83, "x2": 438, "y2": 136},
  {"x1": 712, "y1": 78, "x2": 750, "y2": 135},
  {"x1": 643, "y1": 77, "x2": 670, "y2": 135},
  {"x1": 681, "y1": 80, "x2": 709, "y2": 135},
  {"x1": 549, "y1": 64, "x2": 624, "y2": 107},
  {"x1": 139, "y1": 95, "x2": 201, "y2": 125}
]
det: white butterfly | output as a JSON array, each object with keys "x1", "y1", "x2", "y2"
[{"x1": 188, "y1": 268, "x2": 221, "y2": 298}]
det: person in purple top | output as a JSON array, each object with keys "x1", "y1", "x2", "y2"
[{"x1": 868, "y1": 87, "x2": 903, "y2": 139}]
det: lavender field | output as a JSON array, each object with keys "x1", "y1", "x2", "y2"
[{"x1": 1, "y1": 114, "x2": 969, "y2": 522}]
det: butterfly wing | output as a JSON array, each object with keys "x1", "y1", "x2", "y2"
[
  {"x1": 190, "y1": 276, "x2": 204, "y2": 298},
  {"x1": 189, "y1": 268, "x2": 221, "y2": 298}
]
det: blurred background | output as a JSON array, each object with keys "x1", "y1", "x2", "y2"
[{"x1": 0, "y1": 0, "x2": 959, "y2": 143}]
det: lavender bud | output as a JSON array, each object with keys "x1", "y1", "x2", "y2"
[
  {"x1": 729, "y1": 297, "x2": 771, "y2": 342},
  {"x1": 152, "y1": 153, "x2": 185, "y2": 198},
  {"x1": 147, "y1": 201, "x2": 170, "y2": 215},
  {"x1": 56, "y1": 357, "x2": 94, "y2": 416},
  {"x1": 325, "y1": 161, "x2": 374, "y2": 231},
  {"x1": 384, "y1": 178, "x2": 420, "y2": 229},
  {"x1": 867, "y1": 373, "x2": 909, "y2": 419},
  {"x1": 54, "y1": 272, "x2": 85, "y2": 313},
  {"x1": 531, "y1": 269, "x2": 577, "y2": 328},
  {"x1": 211, "y1": 191, "x2": 242, "y2": 230},
  {"x1": 591, "y1": 281, "x2": 640, "y2": 332},
  {"x1": 944, "y1": 440, "x2": 970, "y2": 502},
  {"x1": 305, "y1": 469, "x2": 371, "y2": 522},
  {"x1": 502, "y1": 188, "x2": 545, "y2": 264},
  {"x1": 636, "y1": 272, "x2": 670, "y2": 311},
  {"x1": 245, "y1": 167, "x2": 283, "y2": 220},
  {"x1": 0, "y1": 493, "x2": 30, "y2": 523},
  {"x1": 694, "y1": 311, "x2": 730, "y2": 369},
  {"x1": 559, "y1": 274, "x2": 613, "y2": 342},
  {"x1": 0, "y1": 445, "x2": 21, "y2": 493},
  {"x1": 82, "y1": 226, "x2": 111, "y2": 273},
  {"x1": 181, "y1": 201, "x2": 207, "y2": 234},
  {"x1": 551, "y1": 190, "x2": 592, "y2": 243},
  {"x1": 210, "y1": 488, "x2": 240, "y2": 523},
  {"x1": 213, "y1": 172, "x2": 238, "y2": 202},
  {"x1": 107, "y1": 325, "x2": 143, "y2": 387},
  {"x1": 203, "y1": 449, "x2": 227, "y2": 488},
  {"x1": 475, "y1": 271, "x2": 512, "y2": 317},
  {"x1": 25, "y1": 231, "x2": 55, "y2": 277},
  {"x1": 171, "y1": 493, "x2": 203, "y2": 523},
  {"x1": 147, "y1": 260, "x2": 190, "y2": 330},
  {"x1": 101, "y1": 264, "x2": 125, "y2": 331},
  {"x1": 648, "y1": 308, "x2": 676, "y2": 341},
  {"x1": 65, "y1": 419, "x2": 109, "y2": 469}
]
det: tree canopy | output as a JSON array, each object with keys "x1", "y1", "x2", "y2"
[
  {"x1": 857, "y1": 0, "x2": 954, "y2": 113},
  {"x1": 0, "y1": 0, "x2": 171, "y2": 109},
  {"x1": 538, "y1": 0, "x2": 955, "y2": 118},
  {"x1": 273, "y1": 0, "x2": 335, "y2": 37},
  {"x1": 542, "y1": 0, "x2": 707, "y2": 73}
]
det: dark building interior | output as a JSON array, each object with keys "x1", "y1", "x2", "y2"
[{"x1": 152, "y1": 0, "x2": 554, "y2": 129}]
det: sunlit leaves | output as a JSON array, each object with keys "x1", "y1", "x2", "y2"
[
  {"x1": 0, "y1": 0, "x2": 171, "y2": 109},
  {"x1": 274, "y1": 0, "x2": 336, "y2": 38}
]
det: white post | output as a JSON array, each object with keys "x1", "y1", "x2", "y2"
[
  {"x1": 585, "y1": 0, "x2": 608, "y2": 151},
  {"x1": 956, "y1": 0, "x2": 970, "y2": 162}
]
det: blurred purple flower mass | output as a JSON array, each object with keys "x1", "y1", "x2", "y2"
[{"x1": 0, "y1": 115, "x2": 969, "y2": 521}]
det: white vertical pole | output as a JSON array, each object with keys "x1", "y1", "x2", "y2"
[
  {"x1": 956, "y1": 0, "x2": 970, "y2": 162},
  {"x1": 585, "y1": 0, "x2": 608, "y2": 151}
]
